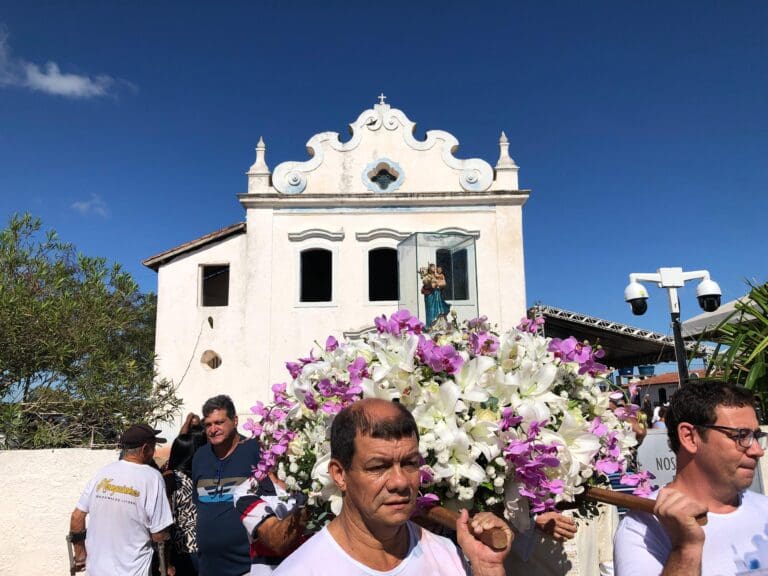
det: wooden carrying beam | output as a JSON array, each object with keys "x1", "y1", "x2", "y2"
[{"x1": 414, "y1": 486, "x2": 707, "y2": 547}]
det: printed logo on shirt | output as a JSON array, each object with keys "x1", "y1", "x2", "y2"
[
  {"x1": 96, "y1": 478, "x2": 140, "y2": 497},
  {"x1": 197, "y1": 476, "x2": 247, "y2": 503}
]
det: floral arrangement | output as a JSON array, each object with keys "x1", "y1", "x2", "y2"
[{"x1": 246, "y1": 310, "x2": 652, "y2": 531}]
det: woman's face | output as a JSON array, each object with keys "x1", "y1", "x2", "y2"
[{"x1": 428, "y1": 264, "x2": 435, "y2": 273}]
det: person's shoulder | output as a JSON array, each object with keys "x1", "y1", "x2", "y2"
[
  {"x1": 273, "y1": 528, "x2": 333, "y2": 574},
  {"x1": 408, "y1": 521, "x2": 462, "y2": 557},
  {"x1": 233, "y1": 437, "x2": 261, "y2": 462},
  {"x1": 239, "y1": 437, "x2": 260, "y2": 453},
  {"x1": 191, "y1": 443, "x2": 211, "y2": 468},
  {"x1": 742, "y1": 489, "x2": 768, "y2": 509}
]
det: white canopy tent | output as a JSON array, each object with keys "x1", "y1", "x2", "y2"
[{"x1": 682, "y1": 295, "x2": 753, "y2": 339}]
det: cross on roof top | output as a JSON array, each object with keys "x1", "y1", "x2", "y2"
[{"x1": 377, "y1": 93, "x2": 387, "y2": 105}]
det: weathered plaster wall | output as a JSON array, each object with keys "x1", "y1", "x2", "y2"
[
  {"x1": 154, "y1": 233, "x2": 248, "y2": 434},
  {"x1": 0, "y1": 448, "x2": 118, "y2": 575}
]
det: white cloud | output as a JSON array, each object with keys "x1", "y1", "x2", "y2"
[
  {"x1": 23, "y1": 61, "x2": 114, "y2": 98},
  {"x1": 72, "y1": 194, "x2": 110, "y2": 218},
  {"x1": 0, "y1": 26, "x2": 132, "y2": 99}
]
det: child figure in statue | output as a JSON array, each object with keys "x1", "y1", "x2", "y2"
[{"x1": 420, "y1": 263, "x2": 451, "y2": 327}]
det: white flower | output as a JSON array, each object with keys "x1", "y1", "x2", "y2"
[
  {"x1": 430, "y1": 418, "x2": 486, "y2": 486},
  {"x1": 454, "y1": 355, "x2": 495, "y2": 402},
  {"x1": 310, "y1": 452, "x2": 342, "y2": 515}
]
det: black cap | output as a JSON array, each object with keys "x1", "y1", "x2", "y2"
[{"x1": 120, "y1": 424, "x2": 167, "y2": 449}]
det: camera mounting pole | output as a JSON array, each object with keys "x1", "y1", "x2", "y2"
[{"x1": 625, "y1": 268, "x2": 720, "y2": 387}]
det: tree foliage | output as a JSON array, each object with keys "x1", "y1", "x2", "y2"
[
  {"x1": 0, "y1": 213, "x2": 180, "y2": 448},
  {"x1": 705, "y1": 282, "x2": 768, "y2": 420}
]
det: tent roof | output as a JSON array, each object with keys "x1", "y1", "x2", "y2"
[
  {"x1": 682, "y1": 296, "x2": 753, "y2": 339},
  {"x1": 529, "y1": 305, "x2": 709, "y2": 369}
]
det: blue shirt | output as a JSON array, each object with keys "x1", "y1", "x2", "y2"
[{"x1": 192, "y1": 439, "x2": 261, "y2": 576}]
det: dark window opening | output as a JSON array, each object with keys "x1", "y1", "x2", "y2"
[
  {"x1": 301, "y1": 249, "x2": 332, "y2": 302},
  {"x1": 436, "y1": 248, "x2": 468, "y2": 300},
  {"x1": 371, "y1": 169, "x2": 397, "y2": 190},
  {"x1": 368, "y1": 248, "x2": 399, "y2": 301},
  {"x1": 202, "y1": 265, "x2": 229, "y2": 307}
]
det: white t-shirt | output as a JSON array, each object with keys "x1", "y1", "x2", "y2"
[
  {"x1": 613, "y1": 489, "x2": 768, "y2": 575},
  {"x1": 273, "y1": 521, "x2": 471, "y2": 575},
  {"x1": 76, "y1": 460, "x2": 173, "y2": 576}
]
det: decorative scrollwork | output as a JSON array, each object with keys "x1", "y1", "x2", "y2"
[{"x1": 271, "y1": 101, "x2": 494, "y2": 195}]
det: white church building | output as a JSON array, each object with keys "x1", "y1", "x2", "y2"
[{"x1": 143, "y1": 97, "x2": 531, "y2": 424}]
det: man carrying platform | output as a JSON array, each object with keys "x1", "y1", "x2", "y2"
[
  {"x1": 614, "y1": 380, "x2": 768, "y2": 575},
  {"x1": 274, "y1": 398, "x2": 513, "y2": 575}
]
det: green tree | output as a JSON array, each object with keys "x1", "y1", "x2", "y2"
[
  {"x1": 0, "y1": 213, "x2": 180, "y2": 448},
  {"x1": 705, "y1": 282, "x2": 768, "y2": 420}
]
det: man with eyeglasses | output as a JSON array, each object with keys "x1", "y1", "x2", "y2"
[{"x1": 614, "y1": 380, "x2": 768, "y2": 575}]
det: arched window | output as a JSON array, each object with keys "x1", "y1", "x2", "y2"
[
  {"x1": 300, "y1": 248, "x2": 332, "y2": 302},
  {"x1": 436, "y1": 248, "x2": 468, "y2": 300},
  {"x1": 368, "y1": 247, "x2": 399, "y2": 301}
]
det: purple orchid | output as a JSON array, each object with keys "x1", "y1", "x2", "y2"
[
  {"x1": 469, "y1": 331, "x2": 500, "y2": 356},
  {"x1": 620, "y1": 470, "x2": 657, "y2": 497},
  {"x1": 417, "y1": 337, "x2": 464, "y2": 374},
  {"x1": 499, "y1": 407, "x2": 524, "y2": 431},
  {"x1": 590, "y1": 416, "x2": 608, "y2": 437},
  {"x1": 517, "y1": 316, "x2": 545, "y2": 334},
  {"x1": 347, "y1": 356, "x2": 369, "y2": 386},
  {"x1": 595, "y1": 458, "x2": 621, "y2": 475},
  {"x1": 415, "y1": 493, "x2": 440, "y2": 511},
  {"x1": 374, "y1": 310, "x2": 424, "y2": 336},
  {"x1": 325, "y1": 335, "x2": 339, "y2": 352}
]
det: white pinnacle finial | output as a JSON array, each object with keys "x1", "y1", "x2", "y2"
[
  {"x1": 248, "y1": 136, "x2": 270, "y2": 176},
  {"x1": 377, "y1": 92, "x2": 387, "y2": 105},
  {"x1": 496, "y1": 131, "x2": 518, "y2": 170}
]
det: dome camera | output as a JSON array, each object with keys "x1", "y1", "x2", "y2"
[
  {"x1": 624, "y1": 280, "x2": 649, "y2": 315},
  {"x1": 696, "y1": 278, "x2": 721, "y2": 313}
]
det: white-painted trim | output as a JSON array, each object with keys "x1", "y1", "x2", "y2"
[
  {"x1": 436, "y1": 227, "x2": 481, "y2": 239},
  {"x1": 355, "y1": 228, "x2": 412, "y2": 242},
  {"x1": 287, "y1": 228, "x2": 345, "y2": 242}
]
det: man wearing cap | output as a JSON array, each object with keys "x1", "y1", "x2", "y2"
[{"x1": 69, "y1": 423, "x2": 174, "y2": 575}]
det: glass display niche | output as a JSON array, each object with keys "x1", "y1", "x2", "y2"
[{"x1": 397, "y1": 232, "x2": 478, "y2": 328}]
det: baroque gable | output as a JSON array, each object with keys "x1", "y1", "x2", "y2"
[{"x1": 243, "y1": 97, "x2": 523, "y2": 206}]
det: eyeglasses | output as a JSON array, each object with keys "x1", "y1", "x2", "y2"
[{"x1": 697, "y1": 424, "x2": 768, "y2": 450}]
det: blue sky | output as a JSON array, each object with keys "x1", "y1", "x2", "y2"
[{"x1": 1, "y1": 1, "x2": 766, "y2": 340}]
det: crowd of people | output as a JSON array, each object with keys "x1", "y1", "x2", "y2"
[{"x1": 69, "y1": 379, "x2": 768, "y2": 575}]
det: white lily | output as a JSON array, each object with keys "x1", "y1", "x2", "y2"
[
  {"x1": 453, "y1": 355, "x2": 495, "y2": 403},
  {"x1": 411, "y1": 380, "x2": 461, "y2": 431},
  {"x1": 431, "y1": 418, "x2": 487, "y2": 486},
  {"x1": 311, "y1": 451, "x2": 343, "y2": 515}
]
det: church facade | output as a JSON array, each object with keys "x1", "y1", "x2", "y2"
[{"x1": 144, "y1": 98, "x2": 531, "y2": 423}]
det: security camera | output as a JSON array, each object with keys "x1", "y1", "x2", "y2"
[
  {"x1": 696, "y1": 278, "x2": 721, "y2": 313},
  {"x1": 624, "y1": 280, "x2": 649, "y2": 315}
]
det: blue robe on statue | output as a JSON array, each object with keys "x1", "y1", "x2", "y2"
[{"x1": 425, "y1": 288, "x2": 450, "y2": 327}]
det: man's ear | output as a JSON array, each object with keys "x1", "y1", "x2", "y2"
[
  {"x1": 233, "y1": 415, "x2": 239, "y2": 428},
  {"x1": 677, "y1": 422, "x2": 699, "y2": 454},
  {"x1": 329, "y1": 458, "x2": 347, "y2": 492}
]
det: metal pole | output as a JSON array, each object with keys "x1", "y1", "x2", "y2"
[{"x1": 671, "y1": 311, "x2": 689, "y2": 386}]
